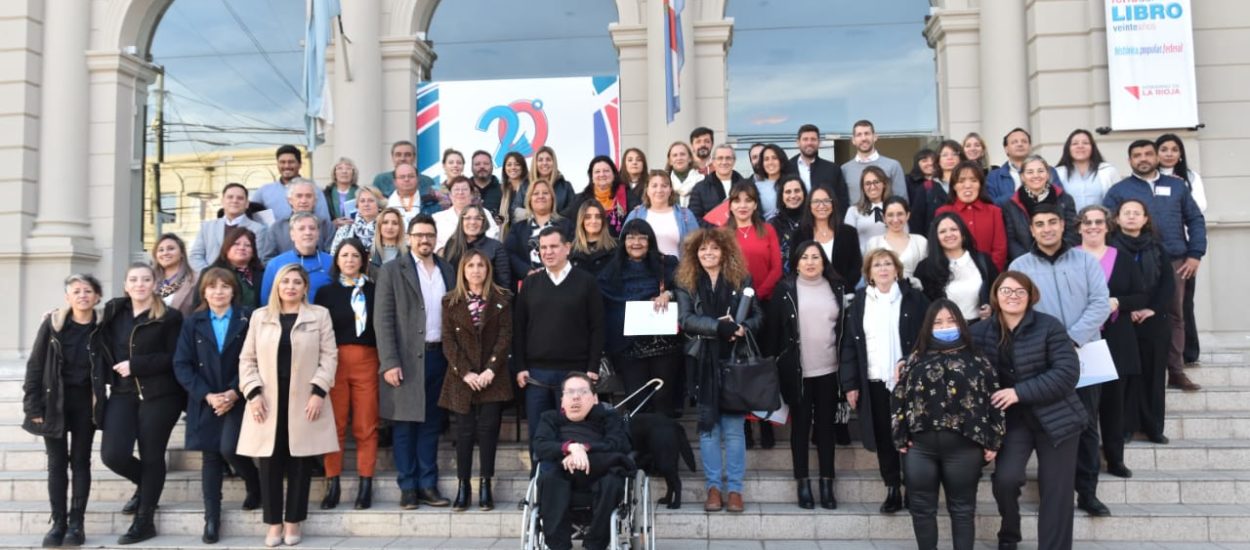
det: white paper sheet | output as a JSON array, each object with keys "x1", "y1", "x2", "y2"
[
  {"x1": 623, "y1": 301, "x2": 679, "y2": 336},
  {"x1": 1076, "y1": 339, "x2": 1118, "y2": 388}
]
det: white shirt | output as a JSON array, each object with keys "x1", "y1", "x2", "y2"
[
  {"x1": 863, "y1": 283, "x2": 903, "y2": 390},
  {"x1": 546, "y1": 261, "x2": 573, "y2": 286},
  {"x1": 796, "y1": 156, "x2": 813, "y2": 189},
  {"x1": 432, "y1": 206, "x2": 500, "y2": 252},
  {"x1": 946, "y1": 251, "x2": 983, "y2": 320},
  {"x1": 855, "y1": 150, "x2": 881, "y2": 163},
  {"x1": 389, "y1": 191, "x2": 421, "y2": 230},
  {"x1": 648, "y1": 209, "x2": 682, "y2": 257},
  {"x1": 1160, "y1": 166, "x2": 1208, "y2": 212},
  {"x1": 844, "y1": 204, "x2": 887, "y2": 253},
  {"x1": 865, "y1": 233, "x2": 929, "y2": 283},
  {"x1": 412, "y1": 253, "x2": 447, "y2": 342},
  {"x1": 718, "y1": 177, "x2": 734, "y2": 198}
]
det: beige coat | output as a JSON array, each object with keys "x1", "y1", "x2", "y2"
[{"x1": 236, "y1": 303, "x2": 339, "y2": 458}]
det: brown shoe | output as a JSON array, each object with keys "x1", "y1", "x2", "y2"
[
  {"x1": 726, "y1": 492, "x2": 744, "y2": 513},
  {"x1": 704, "y1": 487, "x2": 723, "y2": 512},
  {"x1": 1169, "y1": 372, "x2": 1201, "y2": 392}
]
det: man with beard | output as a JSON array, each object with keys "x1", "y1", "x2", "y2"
[
  {"x1": 840, "y1": 119, "x2": 907, "y2": 204},
  {"x1": 374, "y1": 213, "x2": 457, "y2": 509},
  {"x1": 1103, "y1": 140, "x2": 1206, "y2": 392},
  {"x1": 790, "y1": 124, "x2": 850, "y2": 219},
  {"x1": 470, "y1": 150, "x2": 503, "y2": 215},
  {"x1": 254, "y1": 145, "x2": 331, "y2": 224},
  {"x1": 690, "y1": 127, "x2": 715, "y2": 175}
]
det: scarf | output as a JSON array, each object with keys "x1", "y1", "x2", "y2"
[
  {"x1": 864, "y1": 283, "x2": 903, "y2": 390},
  {"x1": 350, "y1": 216, "x2": 377, "y2": 250},
  {"x1": 1112, "y1": 232, "x2": 1163, "y2": 293},
  {"x1": 1018, "y1": 184, "x2": 1056, "y2": 216},
  {"x1": 158, "y1": 268, "x2": 188, "y2": 299},
  {"x1": 594, "y1": 185, "x2": 614, "y2": 211},
  {"x1": 340, "y1": 274, "x2": 368, "y2": 336},
  {"x1": 467, "y1": 291, "x2": 486, "y2": 328}
]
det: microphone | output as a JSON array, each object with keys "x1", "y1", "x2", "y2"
[{"x1": 734, "y1": 287, "x2": 755, "y2": 325}]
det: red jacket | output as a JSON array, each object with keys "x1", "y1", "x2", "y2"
[
  {"x1": 733, "y1": 223, "x2": 783, "y2": 300},
  {"x1": 935, "y1": 200, "x2": 1008, "y2": 271}
]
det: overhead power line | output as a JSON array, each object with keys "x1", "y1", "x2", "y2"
[{"x1": 220, "y1": 0, "x2": 305, "y2": 102}]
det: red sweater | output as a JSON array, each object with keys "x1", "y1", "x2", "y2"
[
  {"x1": 936, "y1": 201, "x2": 1008, "y2": 271},
  {"x1": 733, "y1": 223, "x2": 783, "y2": 300}
]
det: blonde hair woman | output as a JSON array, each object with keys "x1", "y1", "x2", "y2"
[{"x1": 238, "y1": 264, "x2": 338, "y2": 547}]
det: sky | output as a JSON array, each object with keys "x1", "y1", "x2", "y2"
[{"x1": 148, "y1": 0, "x2": 936, "y2": 156}]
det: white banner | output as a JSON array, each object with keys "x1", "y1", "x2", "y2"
[
  {"x1": 1105, "y1": 0, "x2": 1199, "y2": 131},
  {"x1": 416, "y1": 76, "x2": 620, "y2": 192}
]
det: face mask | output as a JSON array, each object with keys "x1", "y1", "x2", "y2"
[{"x1": 932, "y1": 327, "x2": 961, "y2": 343}]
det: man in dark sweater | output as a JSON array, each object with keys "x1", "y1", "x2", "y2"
[{"x1": 514, "y1": 226, "x2": 605, "y2": 441}]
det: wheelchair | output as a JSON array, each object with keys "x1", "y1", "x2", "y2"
[{"x1": 518, "y1": 379, "x2": 663, "y2": 550}]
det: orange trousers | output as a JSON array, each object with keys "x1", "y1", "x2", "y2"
[{"x1": 324, "y1": 344, "x2": 380, "y2": 478}]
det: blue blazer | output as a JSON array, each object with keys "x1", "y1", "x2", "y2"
[{"x1": 172, "y1": 306, "x2": 252, "y2": 453}]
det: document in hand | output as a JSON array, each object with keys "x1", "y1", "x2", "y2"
[
  {"x1": 702, "y1": 200, "x2": 730, "y2": 227},
  {"x1": 1076, "y1": 339, "x2": 1118, "y2": 388},
  {"x1": 623, "y1": 301, "x2": 679, "y2": 336}
]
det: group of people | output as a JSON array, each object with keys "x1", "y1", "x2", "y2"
[{"x1": 22, "y1": 120, "x2": 1207, "y2": 550}]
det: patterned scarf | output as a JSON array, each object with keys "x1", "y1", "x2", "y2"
[
  {"x1": 158, "y1": 268, "x2": 188, "y2": 299},
  {"x1": 351, "y1": 216, "x2": 377, "y2": 250},
  {"x1": 341, "y1": 274, "x2": 368, "y2": 336},
  {"x1": 467, "y1": 291, "x2": 486, "y2": 328}
]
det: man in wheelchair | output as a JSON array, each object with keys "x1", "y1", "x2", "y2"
[{"x1": 532, "y1": 372, "x2": 633, "y2": 550}]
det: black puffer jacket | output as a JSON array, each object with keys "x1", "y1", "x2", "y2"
[
  {"x1": 766, "y1": 274, "x2": 848, "y2": 407},
  {"x1": 22, "y1": 309, "x2": 104, "y2": 436},
  {"x1": 970, "y1": 309, "x2": 1086, "y2": 445},
  {"x1": 94, "y1": 297, "x2": 185, "y2": 402}
]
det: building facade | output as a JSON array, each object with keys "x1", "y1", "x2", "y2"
[{"x1": 0, "y1": 0, "x2": 1245, "y2": 355}]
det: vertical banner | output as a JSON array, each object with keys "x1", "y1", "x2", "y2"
[
  {"x1": 416, "y1": 76, "x2": 620, "y2": 191},
  {"x1": 1105, "y1": 0, "x2": 1198, "y2": 130}
]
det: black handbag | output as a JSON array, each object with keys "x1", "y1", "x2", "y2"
[
  {"x1": 595, "y1": 355, "x2": 624, "y2": 394},
  {"x1": 718, "y1": 329, "x2": 781, "y2": 412}
]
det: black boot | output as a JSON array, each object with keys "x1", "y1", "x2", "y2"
[
  {"x1": 819, "y1": 478, "x2": 837, "y2": 510},
  {"x1": 760, "y1": 423, "x2": 775, "y2": 449},
  {"x1": 320, "y1": 476, "x2": 340, "y2": 510},
  {"x1": 478, "y1": 478, "x2": 495, "y2": 511},
  {"x1": 452, "y1": 479, "x2": 471, "y2": 512},
  {"x1": 796, "y1": 479, "x2": 814, "y2": 509},
  {"x1": 41, "y1": 513, "x2": 67, "y2": 548},
  {"x1": 65, "y1": 497, "x2": 86, "y2": 546},
  {"x1": 880, "y1": 485, "x2": 904, "y2": 514},
  {"x1": 117, "y1": 508, "x2": 157, "y2": 545},
  {"x1": 121, "y1": 490, "x2": 140, "y2": 515},
  {"x1": 202, "y1": 500, "x2": 220, "y2": 544},
  {"x1": 241, "y1": 490, "x2": 261, "y2": 511},
  {"x1": 354, "y1": 477, "x2": 373, "y2": 510}
]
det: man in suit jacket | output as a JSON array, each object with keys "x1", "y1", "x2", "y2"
[
  {"x1": 189, "y1": 183, "x2": 271, "y2": 270},
  {"x1": 688, "y1": 144, "x2": 747, "y2": 223},
  {"x1": 263, "y1": 179, "x2": 334, "y2": 261},
  {"x1": 790, "y1": 124, "x2": 850, "y2": 219},
  {"x1": 374, "y1": 213, "x2": 457, "y2": 510}
]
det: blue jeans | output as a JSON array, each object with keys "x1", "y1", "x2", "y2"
[
  {"x1": 392, "y1": 346, "x2": 448, "y2": 491},
  {"x1": 699, "y1": 413, "x2": 746, "y2": 493},
  {"x1": 524, "y1": 368, "x2": 568, "y2": 448}
]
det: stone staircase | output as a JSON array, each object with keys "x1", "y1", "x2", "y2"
[{"x1": 0, "y1": 348, "x2": 1246, "y2": 549}]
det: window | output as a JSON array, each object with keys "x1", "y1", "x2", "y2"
[
  {"x1": 427, "y1": 0, "x2": 618, "y2": 80},
  {"x1": 727, "y1": 0, "x2": 937, "y2": 141},
  {"x1": 159, "y1": 193, "x2": 178, "y2": 224}
]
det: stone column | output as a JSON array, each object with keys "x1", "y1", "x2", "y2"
[
  {"x1": 608, "y1": 21, "x2": 648, "y2": 153},
  {"x1": 29, "y1": 0, "x2": 94, "y2": 243},
  {"x1": 924, "y1": 8, "x2": 982, "y2": 140},
  {"x1": 691, "y1": 18, "x2": 732, "y2": 145},
  {"x1": 979, "y1": 0, "x2": 1029, "y2": 164},
  {"x1": 379, "y1": 35, "x2": 435, "y2": 159},
  {"x1": 333, "y1": 0, "x2": 385, "y2": 176}
]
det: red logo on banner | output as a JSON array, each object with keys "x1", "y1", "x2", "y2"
[{"x1": 1125, "y1": 86, "x2": 1141, "y2": 99}]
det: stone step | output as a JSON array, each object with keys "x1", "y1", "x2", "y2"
[
  {"x1": 0, "y1": 500, "x2": 1245, "y2": 543},
  {"x1": 1, "y1": 467, "x2": 1245, "y2": 507}
]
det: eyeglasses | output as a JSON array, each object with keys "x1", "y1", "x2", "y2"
[
  {"x1": 811, "y1": 199, "x2": 833, "y2": 206},
  {"x1": 997, "y1": 287, "x2": 1029, "y2": 298},
  {"x1": 863, "y1": 180, "x2": 884, "y2": 187},
  {"x1": 408, "y1": 232, "x2": 437, "y2": 240},
  {"x1": 1080, "y1": 219, "x2": 1106, "y2": 226}
]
